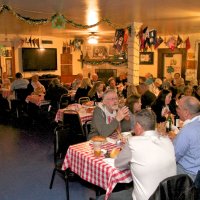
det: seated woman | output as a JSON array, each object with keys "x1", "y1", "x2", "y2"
[
  {"x1": 1, "y1": 72, "x2": 11, "y2": 90},
  {"x1": 125, "y1": 94, "x2": 142, "y2": 129},
  {"x1": 45, "y1": 78, "x2": 68, "y2": 109},
  {"x1": 1, "y1": 72, "x2": 12, "y2": 109},
  {"x1": 26, "y1": 74, "x2": 46, "y2": 105},
  {"x1": 151, "y1": 89, "x2": 172, "y2": 123},
  {"x1": 74, "y1": 77, "x2": 92, "y2": 103},
  {"x1": 88, "y1": 81, "x2": 105, "y2": 103}
]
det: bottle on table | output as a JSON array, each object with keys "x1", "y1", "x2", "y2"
[
  {"x1": 174, "y1": 114, "x2": 180, "y2": 128},
  {"x1": 166, "y1": 114, "x2": 173, "y2": 132}
]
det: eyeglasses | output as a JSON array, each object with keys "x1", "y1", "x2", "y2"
[{"x1": 105, "y1": 97, "x2": 118, "y2": 101}]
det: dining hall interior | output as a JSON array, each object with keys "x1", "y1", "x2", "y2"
[{"x1": 0, "y1": 0, "x2": 200, "y2": 200}]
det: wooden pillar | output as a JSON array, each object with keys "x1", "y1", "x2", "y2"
[{"x1": 127, "y1": 22, "x2": 142, "y2": 85}]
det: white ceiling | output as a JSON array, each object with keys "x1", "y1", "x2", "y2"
[{"x1": 1, "y1": 0, "x2": 200, "y2": 43}]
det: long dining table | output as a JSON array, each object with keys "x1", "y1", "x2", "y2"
[
  {"x1": 55, "y1": 103, "x2": 94, "y2": 124},
  {"x1": 62, "y1": 134, "x2": 132, "y2": 200}
]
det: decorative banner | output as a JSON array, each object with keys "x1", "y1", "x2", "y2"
[
  {"x1": 149, "y1": 29, "x2": 157, "y2": 45},
  {"x1": 154, "y1": 36, "x2": 163, "y2": 49},
  {"x1": 176, "y1": 35, "x2": 183, "y2": 47},
  {"x1": 34, "y1": 38, "x2": 40, "y2": 48},
  {"x1": 113, "y1": 29, "x2": 125, "y2": 52},
  {"x1": 29, "y1": 37, "x2": 32, "y2": 47},
  {"x1": 51, "y1": 14, "x2": 66, "y2": 29},
  {"x1": 185, "y1": 37, "x2": 191, "y2": 50},
  {"x1": 138, "y1": 26, "x2": 148, "y2": 51},
  {"x1": 166, "y1": 36, "x2": 176, "y2": 51},
  {"x1": 122, "y1": 28, "x2": 129, "y2": 52}
]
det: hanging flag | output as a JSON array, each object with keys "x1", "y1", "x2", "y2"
[
  {"x1": 154, "y1": 36, "x2": 163, "y2": 49},
  {"x1": 176, "y1": 35, "x2": 183, "y2": 47},
  {"x1": 139, "y1": 26, "x2": 148, "y2": 51},
  {"x1": 185, "y1": 37, "x2": 191, "y2": 50},
  {"x1": 143, "y1": 26, "x2": 148, "y2": 34},
  {"x1": 166, "y1": 36, "x2": 176, "y2": 51},
  {"x1": 35, "y1": 38, "x2": 40, "y2": 48},
  {"x1": 113, "y1": 29, "x2": 125, "y2": 51},
  {"x1": 29, "y1": 37, "x2": 32, "y2": 47},
  {"x1": 122, "y1": 28, "x2": 129, "y2": 51},
  {"x1": 32, "y1": 38, "x2": 36, "y2": 47},
  {"x1": 149, "y1": 29, "x2": 157, "y2": 45}
]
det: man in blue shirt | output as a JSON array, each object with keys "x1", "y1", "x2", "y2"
[
  {"x1": 10, "y1": 72, "x2": 29, "y2": 91},
  {"x1": 173, "y1": 96, "x2": 200, "y2": 181}
]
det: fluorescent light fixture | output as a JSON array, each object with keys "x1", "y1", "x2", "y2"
[{"x1": 88, "y1": 36, "x2": 98, "y2": 44}]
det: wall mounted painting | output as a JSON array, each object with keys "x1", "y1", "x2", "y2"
[
  {"x1": 139, "y1": 52, "x2": 154, "y2": 65},
  {"x1": 93, "y1": 46, "x2": 108, "y2": 58}
]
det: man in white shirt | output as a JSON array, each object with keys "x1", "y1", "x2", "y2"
[{"x1": 99, "y1": 109, "x2": 176, "y2": 200}]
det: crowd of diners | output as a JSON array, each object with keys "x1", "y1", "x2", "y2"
[{"x1": 0, "y1": 71, "x2": 200, "y2": 199}]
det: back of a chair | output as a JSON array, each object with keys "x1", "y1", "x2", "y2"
[
  {"x1": 148, "y1": 174, "x2": 197, "y2": 200},
  {"x1": 54, "y1": 126, "x2": 69, "y2": 163},
  {"x1": 59, "y1": 94, "x2": 71, "y2": 109},
  {"x1": 62, "y1": 110, "x2": 87, "y2": 144},
  {"x1": 78, "y1": 97, "x2": 90, "y2": 105},
  {"x1": 83, "y1": 120, "x2": 92, "y2": 138},
  {"x1": 14, "y1": 88, "x2": 28, "y2": 102}
]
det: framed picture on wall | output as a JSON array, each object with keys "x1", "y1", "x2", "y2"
[
  {"x1": 93, "y1": 46, "x2": 108, "y2": 58},
  {"x1": 139, "y1": 52, "x2": 154, "y2": 65}
]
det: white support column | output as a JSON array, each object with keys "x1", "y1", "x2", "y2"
[{"x1": 128, "y1": 22, "x2": 142, "y2": 85}]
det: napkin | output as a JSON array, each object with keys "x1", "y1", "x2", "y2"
[
  {"x1": 103, "y1": 158, "x2": 115, "y2": 167},
  {"x1": 106, "y1": 137, "x2": 117, "y2": 144}
]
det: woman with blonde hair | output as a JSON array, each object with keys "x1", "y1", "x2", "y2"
[
  {"x1": 74, "y1": 77, "x2": 92, "y2": 102},
  {"x1": 88, "y1": 81, "x2": 105, "y2": 102}
]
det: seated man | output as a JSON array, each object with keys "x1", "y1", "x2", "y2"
[
  {"x1": 10, "y1": 72, "x2": 29, "y2": 91},
  {"x1": 99, "y1": 109, "x2": 176, "y2": 200},
  {"x1": 71, "y1": 73, "x2": 83, "y2": 90},
  {"x1": 173, "y1": 96, "x2": 200, "y2": 181},
  {"x1": 137, "y1": 83, "x2": 156, "y2": 109},
  {"x1": 89, "y1": 89, "x2": 130, "y2": 139}
]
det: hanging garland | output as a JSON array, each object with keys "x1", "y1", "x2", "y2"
[
  {"x1": 0, "y1": 4, "x2": 48, "y2": 24},
  {"x1": 0, "y1": 4, "x2": 131, "y2": 31},
  {"x1": 81, "y1": 59, "x2": 128, "y2": 66}
]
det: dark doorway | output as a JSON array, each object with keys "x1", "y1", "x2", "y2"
[{"x1": 95, "y1": 69, "x2": 117, "y2": 84}]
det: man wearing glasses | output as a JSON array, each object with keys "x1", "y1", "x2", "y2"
[{"x1": 88, "y1": 89, "x2": 130, "y2": 139}]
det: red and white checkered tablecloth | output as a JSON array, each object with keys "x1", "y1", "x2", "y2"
[
  {"x1": 62, "y1": 139, "x2": 132, "y2": 200},
  {"x1": 55, "y1": 104, "x2": 93, "y2": 124}
]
